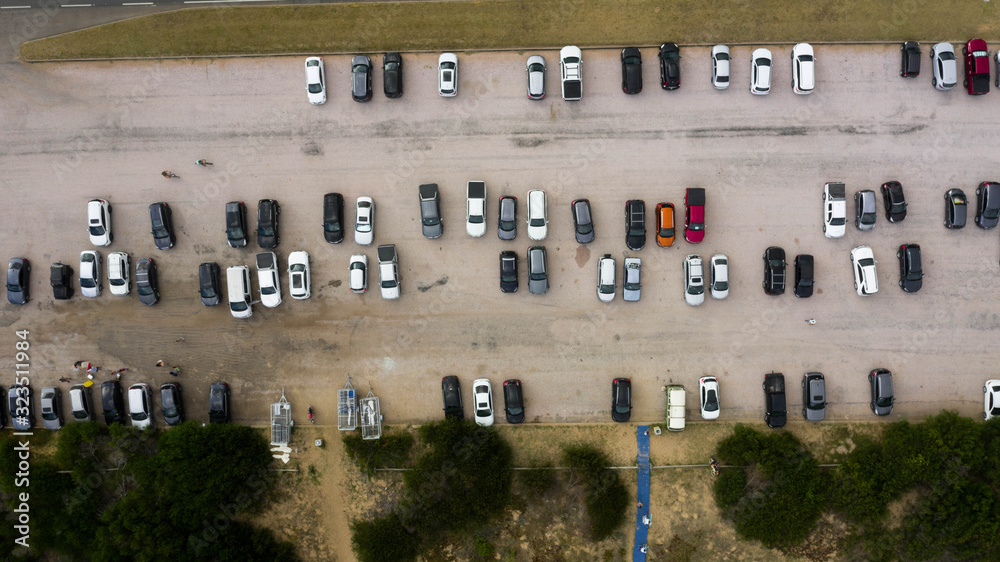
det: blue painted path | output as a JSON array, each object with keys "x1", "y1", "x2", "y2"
[{"x1": 633, "y1": 425, "x2": 650, "y2": 560}]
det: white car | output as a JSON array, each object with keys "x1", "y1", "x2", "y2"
[
  {"x1": 87, "y1": 199, "x2": 112, "y2": 247},
  {"x1": 623, "y1": 257, "x2": 641, "y2": 302},
  {"x1": 711, "y1": 45, "x2": 730, "y2": 89},
  {"x1": 985, "y1": 379, "x2": 1000, "y2": 420},
  {"x1": 466, "y1": 181, "x2": 487, "y2": 237},
  {"x1": 255, "y1": 251, "x2": 282, "y2": 307},
  {"x1": 526, "y1": 190, "x2": 548, "y2": 241},
  {"x1": 710, "y1": 254, "x2": 729, "y2": 299},
  {"x1": 684, "y1": 254, "x2": 705, "y2": 306},
  {"x1": 127, "y1": 383, "x2": 152, "y2": 430},
  {"x1": 559, "y1": 46, "x2": 583, "y2": 101},
  {"x1": 750, "y1": 48, "x2": 772, "y2": 95},
  {"x1": 355, "y1": 197, "x2": 374, "y2": 246},
  {"x1": 287, "y1": 251, "x2": 311, "y2": 300},
  {"x1": 305, "y1": 57, "x2": 326, "y2": 105},
  {"x1": 438, "y1": 53, "x2": 458, "y2": 97},
  {"x1": 851, "y1": 245, "x2": 878, "y2": 296},
  {"x1": 931, "y1": 42, "x2": 957, "y2": 90},
  {"x1": 823, "y1": 182, "x2": 847, "y2": 239},
  {"x1": 526, "y1": 55, "x2": 546, "y2": 99},
  {"x1": 349, "y1": 254, "x2": 368, "y2": 294},
  {"x1": 472, "y1": 378, "x2": 494, "y2": 427},
  {"x1": 107, "y1": 251, "x2": 130, "y2": 296},
  {"x1": 791, "y1": 43, "x2": 815, "y2": 94},
  {"x1": 597, "y1": 254, "x2": 616, "y2": 303},
  {"x1": 699, "y1": 376, "x2": 720, "y2": 420},
  {"x1": 79, "y1": 250, "x2": 102, "y2": 298},
  {"x1": 377, "y1": 244, "x2": 400, "y2": 300}
]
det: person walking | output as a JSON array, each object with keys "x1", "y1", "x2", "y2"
[
  {"x1": 87, "y1": 363, "x2": 99, "y2": 374},
  {"x1": 169, "y1": 366, "x2": 181, "y2": 377},
  {"x1": 175, "y1": 337, "x2": 185, "y2": 343},
  {"x1": 161, "y1": 171, "x2": 179, "y2": 179},
  {"x1": 73, "y1": 361, "x2": 83, "y2": 372},
  {"x1": 195, "y1": 159, "x2": 213, "y2": 166},
  {"x1": 156, "y1": 360, "x2": 165, "y2": 367},
  {"x1": 59, "y1": 377, "x2": 71, "y2": 383}
]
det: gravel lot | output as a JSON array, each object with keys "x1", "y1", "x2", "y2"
[{"x1": 1, "y1": 45, "x2": 997, "y2": 427}]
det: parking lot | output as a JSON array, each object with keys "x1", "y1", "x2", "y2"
[{"x1": 1, "y1": 44, "x2": 998, "y2": 426}]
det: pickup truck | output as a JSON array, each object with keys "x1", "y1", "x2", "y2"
[
  {"x1": 684, "y1": 188, "x2": 705, "y2": 243},
  {"x1": 466, "y1": 181, "x2": 487, "y2": 237},
  {"x1": 666, "y1": 385, "x2": 686, "y2": 431},
  {"x1": 963, "y1": 39, "x2": 990, "y2": 95},
  {"x1": 560, "y1": 46, "x2": 583, "y2": 101},
  {"x1": 823, "y1": 182, "x2": 847, "y2": 238},
  {"x1": 762, "y1": 246, "x2": 786, "y2": 295},
  {"x1": 377, "y1": 244, "x2": 400, "y2": 300},
  {"x1": 763, "y1": 372, "x2": 787, "y2": 428}
]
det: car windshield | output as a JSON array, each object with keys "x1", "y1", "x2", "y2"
[
  {"x1": 769, "y1": 260, "x2": 783, "y2": 267},
  {"x1": 353, "y1": 64, "x2": 367, "y2": 73},
  {"x1": 659, "y1": 227, "x2": 675, "y2": 237},
  {"x1": 600, "y1": 282, "x2": 614, "y2": 293},
  {"x1": 89, "y1": 224, "x2": 106, "y2": 236},
  {"x1": 973, "y1": 50, "x2": 988, "y2": 58},
  {"x1": 689, "y1": 281, "x2": 704, "y2": 295},
  {"x1": 529, "y1": 217, "x2": 545, "y2": 227},
  {"x1": 80, "y1": 276, "x2": 95, "y2": 289},
  {"x1": 891, "y1": 202, "x2": 906, "y2": 213},
  {"x1": 132, "y1": 411, "x2": 147, "y2": 421},
  {"x1": 162, "y1": 405, "x2": 178, "y2": 418},
  {"x1": 628, "y1": 225, "x2": 644, "y2": 236},
  {"x1": 985, "y1": 208, "x2": 1000, "y2": 220},
  {"x1": 830, "y1": 217, "x2": 846, "y2": 226},
  {"x1": 500, "y1": 218, "x2": 515, "y2": 230},
  {"x1": 625, "y1": 56, "x2": 640, "y2": 65},
  {"x1": 441, "y1": 62, "x2": 455, "y2": 70},
  {"x1": 469, "y1": 214, "x2": 484, "y2": 224},
  {"x1": 861, "y1": 213, "x2": 875, "y2": 225},
  {"x1": 421, "y1": 202, "x2": 440, "y2": 225},
  {"x1": 876, "y1": 396, "x2": 893, "y2": 407},
  {"x1": 42, "y1": 409, "x2": 57, "y2": 421},
  {"x1": 357, "y1": 221, "x2": 372, "y2": 232},
  {"x1": 625, "y1": 280, "x2": 640, "y2": 290},
  {"x1": 325, "y1": 215, "x2": 340, "y2": 232},
  {"x1": 501, "y1": 270, "x2": 517, "y2": 283},
  {"x1": 7, "y1": 283, "x2": 21, "y2": 292},
  {"x1": 939, "y1": 51, "x2": 955, "y2": 61},
  {"x1": 291, "y1": 264, "x2": 305, "y2": 273},
  {"x1": 261, "y1": 283, "x2": 276, "y2": 296},
  {"x1": 259, "y1": 225, "x2": 275, "y2": 237},
  {"x1": 138, "y1": 284, "x2": 153, "y2": 296},
  {"x1": 755, "y1": 58, "x2": 770, "y2": 67},
  {"x1": 716, "y1": 53, "x2": 729, "y2": 61},
  {"x1": 798, "y1": 55, "x2": 814, "y2": 62},
  {"x1": 704, "y1": 389, "x2": 719, "y2": 411},
  {"x1": 528, "y1": 63, "x2": 544, "y2": 72},
  {"x1": 859, "y1": 258, "x2": 875, "y2": 267},
  {"x1": 689, "y1": 223, "x2": 704, "y2": 231},
  {"x1": 386, "y1": 61, "x2": 399, "y2": 70},
  {"x1": 564, "y1": 57, "x2": 580, "y2": 63},
  {"x1": 200, "y1": 284, "x2": 217, "y2": 299},
  {"x1": 714, "y1": 281, "x2": 729, "y2": 291},
  {"x1": 382, "y1": 278, "x2": 398, "y2": 289},
  {"x1": 230, "y1": 300, "x2": 248, "y2": 311}
]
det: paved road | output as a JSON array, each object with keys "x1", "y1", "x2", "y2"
[{"x1": 1, "y1": 46, "x2": 998, "y2": 428}]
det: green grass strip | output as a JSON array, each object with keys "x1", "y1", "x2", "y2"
[{"x1": 21, "y1": 0, "x2": 1000, "y2": 61}]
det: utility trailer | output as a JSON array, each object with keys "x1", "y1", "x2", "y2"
[
  {"x1": 338, "y1": 377, "x2": 357, "y2": 431},
  {"x1": 270, "y1": 389, "x2": 292, "y2": 446},
  {"x1": 360, "y1": 384, "x2": 383, "y2": 440}
]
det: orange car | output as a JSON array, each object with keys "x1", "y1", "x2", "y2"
[{"x1": 656, "y1": 203, "x2": 675, "y2": 247}]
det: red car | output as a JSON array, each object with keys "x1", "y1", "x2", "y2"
[
  {"x1": 684, "y1": 188, "x2": 705, "y2": 243},
  {"x1": 963, "y1": 38, "x2": 990, "y2": 95}
]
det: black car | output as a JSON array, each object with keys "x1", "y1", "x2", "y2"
[
  {"x1": 383, "y1": 52, "x2": 403, "y2": 98},
  {"x1": 620, "y1": 47, "x2": 642, "y2": 94},
  {"x1": 101, "y1": 380, "x2": 125, "y2": 425},
  {"x1": 498, "y1": 195, "x2": 517, "y2": 240},
  {"x1": 0, "y1": 388, "x2": 5, "y2": 428},
  {"x1": 8, "y1": 384, "x2": 33, "y2": 430},
  {"x1": 198, "y1": 262, "x2": 222, "y2": 306},
  {"x1": 869, "y1": 369, "x2": 894, "y2": 416},
  {"x1": 257, "y1": 199, "x2": 280, "y2": 248},
  {"x1": 900, "y1": 41, "x2": 921, "y2": 77},
  {"x1": 944, "y1": 188, "x2": 967, "y2": 229},
  {"x1": 351, "y1": 55, "x2": 373, "y2": 102},
  {"x1": 880, "y1": 181, "x2": 907, "y2": 223},
  {"x1": 160, "y1": 382, "x2": 184, "y2": 426},
  {"x1": 208, "y1": 382, "x2": 231, "y2": 423},
  {"x1": 149, "y1": 202, "x2": 176, "y2": 249},
  {"x1": 503, "y1": 379, "x2": 525, "y2": 424},
  {"x1": 762, "y1": 372, "x2": 787, "y2": 429},
  {"x1": 50, "y1": 262, "x2": 73, "y2": 300},
  {"x1": 625, "y1": 200, "x2": 646, "y2": 250},
  {"x1": 571, "y1": 199, "x2": 595, "y2": 244},
  {"x1": 611, "y1": 378, "x2": 631, "y2": 422},
  {"x1": 793, "y1": 254, "x2": 814, "y2": 298},
  {"x1": 7, "y1": 258, "x2": 30, "y2": 305},
  {"x1": 897, "y1": 244, "x2": 922, "y2": 293},
  {"x1": 975, "y1": 181, "x2": 1000, "y2": 229},
  {"x1": 418, "y1": 184, "x2": 443, "y2": 239},
  {"x1": 802, "y1": 373, "x2": 826, "y2": 422},
  {"x1": 762, "y1": 246, "x2": 786, "y2": 295},
  {"x1": 135, "y1": 258, "x2": 159, "y2": 306},
  {"x1": 658, "y1": 42, "x2": 680, "y2": 90},
  {"x1": 499, "y1": 251, "x2": 518, "y2": 293},
  {"x1": 225, "y1": 201, "x2": 248, "y2": 248},
  {"x1": 441, "y1": 376, "x2": 463, "y2": 420},
  {"x1": 323, "y1": 193, "x2": 345, "y2": 244}
]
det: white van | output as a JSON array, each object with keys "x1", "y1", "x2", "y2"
[{"x1": 227, "y1": 265, "x2": 253, "y2": 318}]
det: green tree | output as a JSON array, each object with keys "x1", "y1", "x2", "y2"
[
  {"x1": 351, "y1": 513, "x2": 419, "y2": 562},
  {"x1": 563, "y1": 445, "x2": 630, "y2": 541}
]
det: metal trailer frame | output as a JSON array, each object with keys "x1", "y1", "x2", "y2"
[
  {"x1": 271, "y1": 388, "x2": 293, "y2": 446},
  {"x1": 360, "y1": 384, "x2": 383, "y2": 440},
  {"x1": 338, "y1": 377, "x2": 357, "y2": 431}
]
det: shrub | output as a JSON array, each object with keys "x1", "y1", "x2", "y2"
[
  {"x1": 518, "y1": 465, "x2": 556, "y2": 496},
  {"x1": 563, "y1": 445, "x2": 630, "y2": 541},
  {"x1": 474, "y1": 536, "x2": 495, "y2": 558},
  {"x1": 713, "y1": 468, "x2": 746, "y2": 508},
  {"x1": 351, "y1": 513, "x2": 419, "y2": 562},
  {"x1": 343, "y1": 430, "x2": 415, "y2": 476}
]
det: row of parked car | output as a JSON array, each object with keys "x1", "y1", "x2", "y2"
[
  {"x1": 2, "y1": 381, "x2": 231, "y2": 430},
  {"x1": 762, "y1": 243, "x2": 922, "y2": 297},
  {"x1": 900, "y1": 39, "x2": 997, "y2": 94}
]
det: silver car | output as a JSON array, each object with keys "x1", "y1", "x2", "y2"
[
  {"x1": 931, "y1": 42, "x2": 957, "y2": 90},
  {"x1": 684, "y1": 254, "x2": 705, "y2": 306},
  {"x1": 623, "y1": 257, "x2": 641, "y2": 302},
  {"x1": 526, "y1": 55, "x2": 546, "y2": 99},
  {"x1": 527, "y1": 246, "x2": 548, "y2": 294},
  {"x1": 40, "y1": 387, "x2": 63, "y2": 430}
]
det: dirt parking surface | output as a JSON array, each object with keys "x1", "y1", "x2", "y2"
[{"x1": 0, "y1": 45, "x2": 997, "y2": 429}]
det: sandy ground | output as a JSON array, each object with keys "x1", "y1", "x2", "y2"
[{"x1": 0, "y1": 45, "x2": 998, "y2": 559}]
